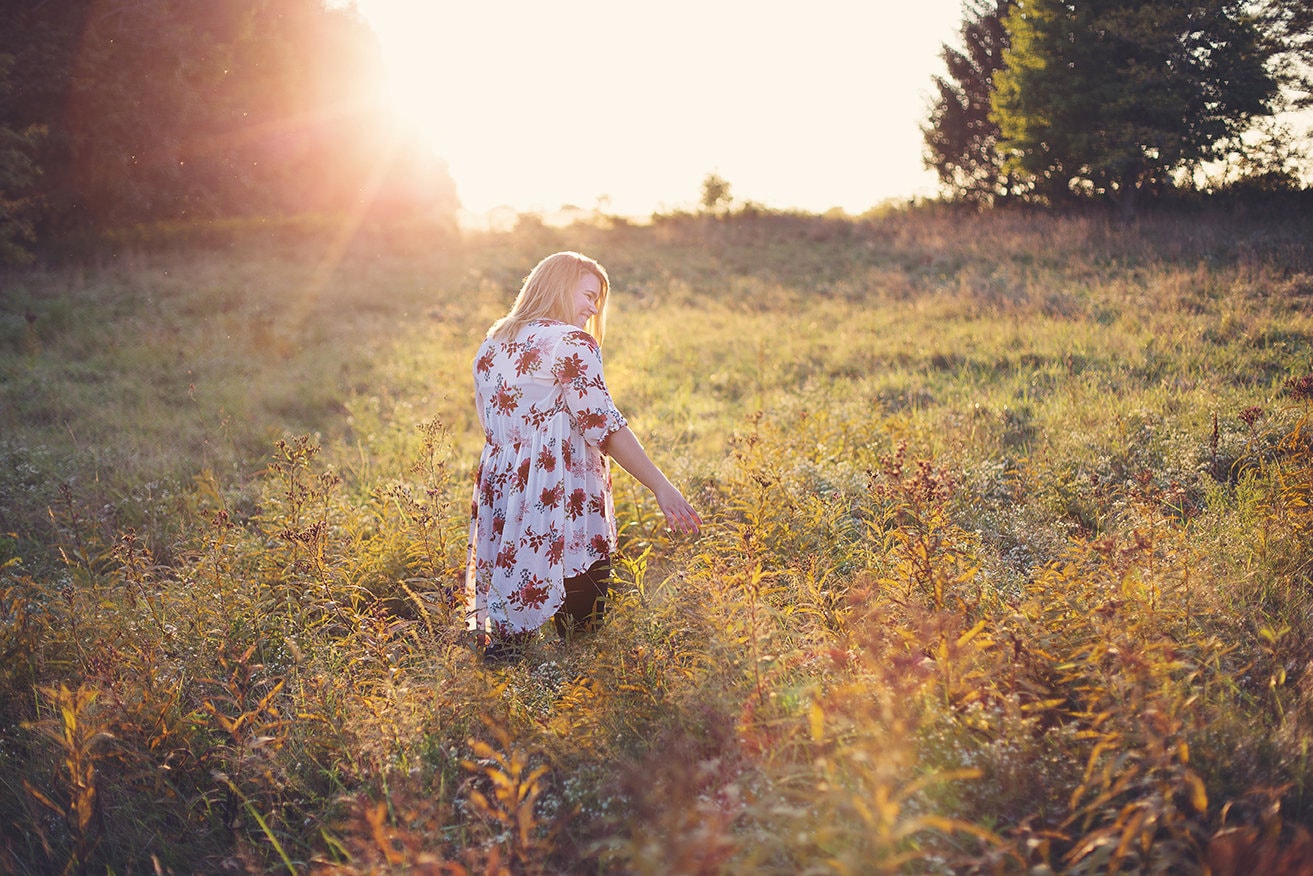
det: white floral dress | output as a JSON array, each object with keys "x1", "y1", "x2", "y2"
[{"x1": 465, "y1": 319, "x2": 628, "y2": 635}]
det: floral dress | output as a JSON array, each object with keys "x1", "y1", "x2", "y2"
[{"x1": 465, "y1": 319, "x2": 628, "y2": 635}]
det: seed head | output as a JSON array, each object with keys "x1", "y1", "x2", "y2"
[{"x1": 1285, "y1": 374, "x2": 1313, "y2": 401}]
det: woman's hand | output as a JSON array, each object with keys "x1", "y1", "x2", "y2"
[
  {"x1": 604, "y1": 427, "x2": 702, "y2": 535},
  {"x1": 654, "y1": 484, "x2": 702, "y2": 535}
]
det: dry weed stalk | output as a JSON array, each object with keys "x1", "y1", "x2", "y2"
[
  {"x1": 461, "y1": 719, "x2": 553, "y2": 873},
  {"x1": 22, "y1": 683, "x2": 113, "y2": 875}
]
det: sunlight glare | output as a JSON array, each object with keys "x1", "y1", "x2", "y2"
[{"x1": 356, "y1": 1, "x2": 964, "y2": 218}]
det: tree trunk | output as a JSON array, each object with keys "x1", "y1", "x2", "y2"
[{"x1": 1119, "y1": 163, "x2": 1141, "y2": 222}]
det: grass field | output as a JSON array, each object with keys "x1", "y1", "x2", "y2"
[{"x1": 3, "y1": 207, "x2": 1313, "y2": 874}]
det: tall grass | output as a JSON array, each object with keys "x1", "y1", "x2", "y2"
[{"x1": 2, "y1": 208, "x2": 1313, "y2": 873}]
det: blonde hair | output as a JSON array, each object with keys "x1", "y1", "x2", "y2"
[{"x1": 488, "y1": 251, "x2": 611, "y2": 345}]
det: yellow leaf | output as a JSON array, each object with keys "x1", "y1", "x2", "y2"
[
  {"x1": 22, "y1": 780, "x2": 63, "y2": 816},
  {"x1": 908, "y1": 814, "x2": 1000, "y2": 845},
  {"x1": 1020, "y1": 698, "x2": 1066, "y2": 713},
  {"x1": 468, "y1": 739, "x2": 497, "y2": 761},
  {"x1": 875, "y1": 785, "x2": 900, "y2": 824},
  {"x1": 1183, "y1": 771, "x2": 1208, "y2": 813},
  {"x1": 467, "y1": 789, "x2": 494, "y2": 818},
  {"x1": 809, "y1": 701, "x2": 825, "y2": 744}
]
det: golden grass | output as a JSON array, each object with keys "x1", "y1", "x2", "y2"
[{"x1": 2, "y1": 207, "x2": 1313, "y2": 873}]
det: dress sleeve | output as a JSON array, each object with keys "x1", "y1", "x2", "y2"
[{"x1": 552, "y1": 329, "x2": 628, "y2": 448}]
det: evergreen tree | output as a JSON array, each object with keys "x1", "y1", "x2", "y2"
[
  {"x1": 992, "y1": 0, "x2": 1280, "y2": 217},
  {"x1": 923, "y1": 0, "x2": 1018, "y2": 206}
]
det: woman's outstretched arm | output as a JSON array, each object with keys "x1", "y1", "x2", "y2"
[{"x1": 604, "y1": 426, "x2": 702, "y2": 534}]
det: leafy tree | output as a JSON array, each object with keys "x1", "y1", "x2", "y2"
[
  {"x1": 700, "y1": 172, "x2": 732, "y2": 214},
  {"x1": 0, "y1": 0, "x2": 457, "y2": 250},
  {"x1": 1258, "y1": 0, "x2": 1312, "y2": 110},
  {"x1": 0, "y1": 0, "x2": 86, "y2": 257},
  {"x1": 992, "y1": 0, "x2": 1281, "y2": 217},
  {"x1": 0, "y1": 51, "x2": 42, "y2": 264},
  {"x1": 923, "y1": 0, "x2": 1019, "y2": 206},
  {"x1": 60, "y1": 0, "x2": 437, "y2": 226},
  {"x1": 1211, "y1": 119, "x2": 1308, "y2": 195}
]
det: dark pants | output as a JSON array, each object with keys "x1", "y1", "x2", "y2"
[{"x1": 553, "y1": 558, "x2": 611, "y2": 639}]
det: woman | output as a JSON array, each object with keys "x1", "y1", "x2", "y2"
[{"x1": 465, "y1": 251, "x2": 701, "y2": 658}]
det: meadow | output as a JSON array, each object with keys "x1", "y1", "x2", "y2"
[{"x1": 2, "y1": 206, "x2": 1313, "y2": 874}]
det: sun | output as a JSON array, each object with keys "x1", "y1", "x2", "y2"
[
  {"x1": 354, "y1": 2, "x2": 560, "y2": 214},
  {"x1": 355, "y1": 0, "x2": 642, "y2": 216},
  {"x1": 359, "y1": 4, "x2": 455, "y2": 154}
]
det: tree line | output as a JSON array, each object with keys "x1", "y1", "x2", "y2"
[
  {"x1": 0, "y1": 0, "x2": 458, "y2": 264},
  {"x1": 4, "y1": 1, "x2": 1308, "y2": 266},
  {"x1": 924, "y1": 0, "x2": 1312, "y2": 216}
]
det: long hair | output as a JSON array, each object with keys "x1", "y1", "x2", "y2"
[{"x1": 488, "y1": 251, "x2": 611, "y2": 345}]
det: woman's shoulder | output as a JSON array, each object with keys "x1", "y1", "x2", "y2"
[
  {"x1": 524, "y1": 318, "x2": 571, "y2": 336},
  {"x1": 525, "y1": 320, "x2": 599, "y2": 351},
  {"x1": 547, "y1": 322, "x2": 600, "y2": 349}
]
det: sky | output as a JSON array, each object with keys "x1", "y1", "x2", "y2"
[{"x1": 351, "y1": 1, "x2": 966, "y2": 219}]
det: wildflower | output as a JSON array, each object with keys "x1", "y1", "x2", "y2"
[
  {"x1": 1239, "y1": 406, "x2": 1263, "y2": 427},
  {"x1": 1285, "y1": 374, "x2": 1313, "y2": 400}
]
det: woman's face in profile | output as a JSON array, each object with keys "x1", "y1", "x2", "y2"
[{"x1": 569, "y1": 273, "x2": 602, "y2": 329}]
